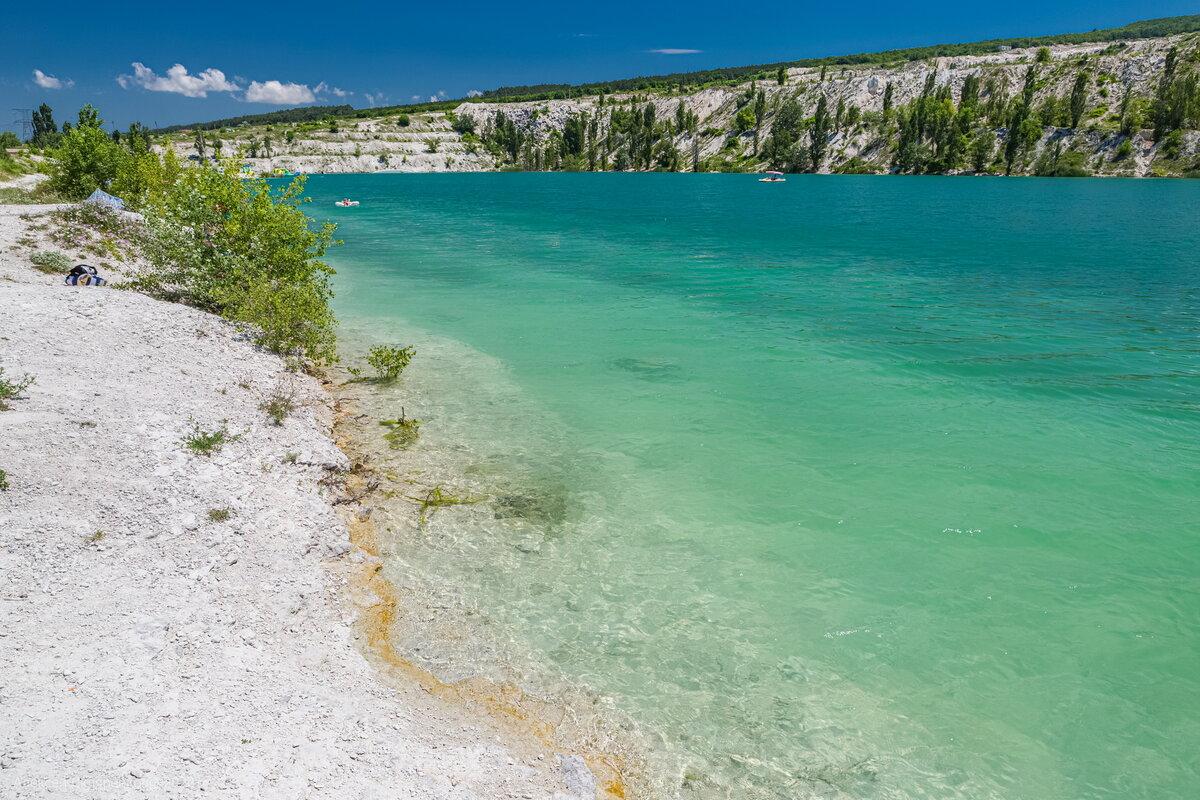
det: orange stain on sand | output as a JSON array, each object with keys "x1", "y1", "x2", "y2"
[{"x1": 336, "y1": 432, "x2": 632, "y2": 799}]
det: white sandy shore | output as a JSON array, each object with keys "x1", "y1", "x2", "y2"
[{"x1": 0, "y1": 204, "x2": 596, "y2": 799}]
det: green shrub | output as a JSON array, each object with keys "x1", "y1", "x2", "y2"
[
  {"x1": 1036, "y1": 47, "x2": 1051, "y2": 63},
  {"x1": 207, "y1": 507, "x2": 234, "y2": 522},
  {"x1": 260, "y1": 389, "x2": 296, "y2": 426},
  {"x1": 451, "y1": 115, "x2": 476, "y2": 135},
  {"x1": 1115, "y1": 138, "x2": 1133, "y2": 160},
  {"x1": 366, "y1": 345, "x2": 414, "y2": 381},
  {"x1": 181, "y1": 421, "x2": 240, "y2": 456},
  {"x1": 0, "y1": 368, "x2": 35, "y2": 410},
  {"x1": 135, "y1": 165, "x2": 338, "y2": 363},
  {"x1": 47, "y1": 120, "x2": 181, "y2": 205},
  {"x1": 1158, "y1": 130, "x2": 1184, "y2": 161},
  {"x1": 734, "y1": 106, "x2": 756, "y2": 133},
  {"x1": 29, "y1": 251, "x2": 72, "y2": 274},
  {"x1": 396, "y1": 114, "x2": 411, "y2": 127},
  {"x1": 0, "y1": 469, "x2": 8, "y2": 491}
]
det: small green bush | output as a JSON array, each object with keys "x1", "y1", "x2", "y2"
[
  {"x1": 0, "y1": 468, "x2": 8, "y2": 491},
  {"x1": 1114, "y1": 138, "x2": 1133, "y2": 160},
  {"x1": 396, "y1": 114, "x2": 411, "y2": 127},
  {"x1": 260, "y1": 390, "x2": 296, "y2": 426},
  {"x1": 366, "y1": 345, "x2": 415, "y2": 381},
  {"x1": 182, "y1": 421, "x2": 239, "y2": 456},
  {"x1": 29, "y1": 251, "x2": 72, "y2": 274},
  {"x1": 207, "y1": 507, "x2": 234, "y2": 522},
  {"x1": 0, "y1": 368, "x2": 35, "y2": 410},
  {"x1": 451, "y1": 115, "x2": 476, "y2": 135}
]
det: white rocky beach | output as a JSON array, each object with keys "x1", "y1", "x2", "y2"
[{"x1": 0, "y1": 200, "x2": 600, "y2": 800}]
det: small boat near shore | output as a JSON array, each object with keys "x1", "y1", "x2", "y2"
[
  {"x1": 758, "y1": 171, "x2": 786, "y2": 183},
  {"x1": 334, "y1": 198, "x2": 360, "y2": 207}
]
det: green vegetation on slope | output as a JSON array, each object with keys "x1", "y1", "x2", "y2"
[
  {"x1": 41, "y1": 103, "x2": 338, "y2": 363},
  {"x1": 155, "y1": 105, "x2": 354, "y2": 134},
  {"x1": 143, "y1": 14, "x2": 1200, "y2": 134}
]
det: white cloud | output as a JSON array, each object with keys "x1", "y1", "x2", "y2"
[
  {"x1": 467, "y1": 89, "x2": 483, "y2": 98},
  {"x1": 315, "y1": 81, "x2": 351, "y2": 98},
  {"x1": 648, "y1": 48, "x2": 702, "y2": 55},
  {"x1": 411, "y1": 94, "x2": 422, "y2": 101},
  {"x1": 118, "y1": 62, "x2": 239, "y2": 97},
  {"x1": 32, "y1": 69, "x2": 73, "y2": 90},
  {"x1": 244, "y1": 79, "x2": 316, "y2": 105}
]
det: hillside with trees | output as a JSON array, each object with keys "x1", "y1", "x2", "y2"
[{"x1": 21, "y1": 16, "x2": 1200, "y2": 178}]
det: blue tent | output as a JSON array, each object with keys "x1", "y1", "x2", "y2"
[{"x1": 84, "y1": 188, "x2": 126, "y2": 211}]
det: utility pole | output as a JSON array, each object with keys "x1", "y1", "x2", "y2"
[{"x1": 10, "y1": 108, "x2": 33, "y2": 141}]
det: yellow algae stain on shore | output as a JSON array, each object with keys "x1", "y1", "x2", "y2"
[{"x1": 331, "y1": 399, "x2": 635, "y2": 800}]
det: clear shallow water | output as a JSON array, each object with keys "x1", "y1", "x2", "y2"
[{"x1": 313, "y1": 173, "x2": 1199, "y2": 799}]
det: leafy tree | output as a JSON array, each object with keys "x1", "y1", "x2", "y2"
[
  {"x1": 451, "y1": 114, "x2": 477, "y2": 135},
  {"x1": 1069, "y1": 72, "x2": 1089, "y2": 128},
  {"x1": 734, "y1": 105, "x2": 756, "y2": 133},
  {"x1": 1152, "y1": 47, "x2": 1179, "y2": 139},
  {"x1": 764, "y1": 97, "x2": 808, "y2": 171},
  {"x1": 76, "y1": 104, "x2": 102, "y2": 129},
  {"x1": 968, "y1": 128, "x2": 994, "y2": 171},
  {"x1": 47, "y1": 124, "x2": 126, "y2": 197},
  {"x1": 562, "y1": 113, "x2": 586, "y2": 157},
  {"x1": 1004, "y1": 66, "x2": 1039, "y2": 174},
  {"x1": 125, "y1": 122, "x2": 153, "y2": 155},
  {"x1": 753, "y1": 89, "x2": 767, "y2": 136},
  {"x1": 776, "y1": 66, "x2": 787, "y2": 86},
  {"x1": 809, "y1": 95, "x2": 831, "y2": 170},
  {"x1": 31, "y1": 103, "x2": 58, "y2": 147}
]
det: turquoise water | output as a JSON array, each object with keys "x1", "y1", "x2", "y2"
[{"x1": 313, "y1": 173, "x2": 1199, "y2": 799}]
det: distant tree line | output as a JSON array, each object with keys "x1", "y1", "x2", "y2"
[
  {"x1": 154, "y1": 105, "x2": 353, "y2": 133},
  {"x1": 478, "y1": 14, "x2": 1200, "y2": 103}
]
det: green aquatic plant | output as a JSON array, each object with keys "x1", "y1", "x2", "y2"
[
  {"x1": 492, "y1": 484, "x2": 570, "y2": 527},
  {"x1": 366, "y1": 345, "x2": 415, "y2": 381},
  {"x1": 379, "y1": 409, "x2": 421, "y2": 450},
  {"x1": 406, "y1": 485, "x2": 478, "y2": 527}
]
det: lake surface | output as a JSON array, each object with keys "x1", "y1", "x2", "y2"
[{"x1": 312, "y1": 173, "x2": 1199, "y2": 799}]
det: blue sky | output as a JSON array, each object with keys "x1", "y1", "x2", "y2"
[{"x1": 2, "y1": 1, "x2": 1195, "y2": 131}]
